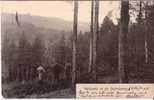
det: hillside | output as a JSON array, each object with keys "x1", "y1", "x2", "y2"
[{"x1": 1, "y1": 13, "x2": 89, "y2": 32}]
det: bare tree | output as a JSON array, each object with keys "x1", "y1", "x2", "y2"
[
  {"x1": 118, "y1": 0, "x2": 130, "y2": 83},
  {"x1": 72, "y1": 0, "x2": 78, "y2": 88},
  {"x1": 89, "y1": 0, "x2": 94, "y2": 73},
  {"x1": 92, "y1": 0, "x2": 99, "y2": 82},
  {"x1": 136, "y1": 0, "x2": 148, "y2": 64},
  {"x1": 145, "y1": 1, "x2": 149, "y2": 64}
]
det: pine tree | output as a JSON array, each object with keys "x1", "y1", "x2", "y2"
[
  {"x1": 8, "y1": 41, "x2": 18, "y2": 81},
  {"x1": 18, "y1": 33, "x2": 31, "y2": 82},
  {"x1": 32, "y1": 35, "x2": 45, "y2": 66},
  {"x1": 56, "y1": 33, "x2": 66, "y2": 65},
  {"x1": 2, "y1": 31, "x2": 10, "y2": 82}
]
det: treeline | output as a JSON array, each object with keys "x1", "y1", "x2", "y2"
[
  {"x1": 76, "y1": 0, "x2": 154, "y2": 83},
  {"x1": 2, "y1": 31, "x2": 72, "y2": 83},
  {"x1": 2, "y1": 0, "x2": 154, "y2": 84}
]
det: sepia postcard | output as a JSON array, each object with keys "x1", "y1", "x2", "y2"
[{"x1": 1, "y1": 0, "x2": 154, "y2": 99}]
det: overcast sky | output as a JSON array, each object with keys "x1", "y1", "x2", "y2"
[{"x1": 1, "y1": 1, "x2": 120, "y2": 24}]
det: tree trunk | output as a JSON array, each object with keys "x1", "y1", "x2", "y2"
[
  {"x1": 145, "y1": 40, "x2": 148, "y2": 64},
  {"x1": 72, "y1": 0, "x2": 78, "y2": 89},
  {"x1": 118, "y1": 0, "x2": 129, "y2": 83},
  {"x1": 145, "y1": 1, "x2": 148, "y2": 64},
  {"x1": 92, "y1": 0, "x2": 99, "y2": 82},
  {"x1": 89, "y1": 0, "x2": 94, "y2": 73},
  {"x1": 22, "y1": 66, "x2": 25, "y2": 84},
  {"x1": 137, "y1": 0, "x2": 143, "y2": 24}
]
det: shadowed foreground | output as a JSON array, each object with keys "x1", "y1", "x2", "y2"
[{"x1": 2, "y1": 80, "x2": 75, "y2": 98}]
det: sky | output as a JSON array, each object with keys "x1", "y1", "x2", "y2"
[{"x1": 1, "y1": 1, "x2": 120, "y2": 24}]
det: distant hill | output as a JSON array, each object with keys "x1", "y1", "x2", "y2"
[
  {"x1": 1, "y1": 13, "x2": 90, "y2": 47},
  {"x1": 1, "y1": 13, "x2": 89, "y2": 32}
]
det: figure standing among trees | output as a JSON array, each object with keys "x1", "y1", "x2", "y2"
[{"x1": 37, "y1": 65, "x2": 45, "y2": 85}]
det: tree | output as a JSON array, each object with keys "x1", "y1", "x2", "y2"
[
  {"x1": 136, "y1": 0, "x2": 144, "y2": 25},
  {"x1": 8, "y1": 41, "x2": 18, "y2": 81},
  {"x1": 31, "y1": 35, "x2": 45, "y2": 80},
  {"x1": 2, "y1": 30, "x2": 10, "y2": 82},
  {"x1": 136, "y1": 0, "x2": 148, "y2": 64},
  {"x1": 44, "y1": 39, "x2": 55, "y2": 67},
  {"x1": 145, "y1": 2, "x2": 154, "y2": 82},
  {"x1": 100, "y1": 16, "x2": 115, "y2": 34},
  {"x1": 2, "y1": 33, "x2": 18, "y2": 82},
  {"x1": 32, "y1": 35, "x2": 45, "y2": 66},
  {"x1": 56, "y1": 34, "x2": 66, "y2": 65},
  {"x1": 18, "y1": 33, "x2": 31, "y2": 82},
  {"x1": 72, "y1": 0, "x2": 78, "y2": 88},
  {"x1": 77, "y1": 32, "x2": 89, "y2": 75},
  {"x1": 92, "y1": 0, "x2": 99, "y2": 82},
  {"x1": 98, "y1": 16, "x2": 118, "y2": 76},
  {"x1": 118, "y1": 0, "x2": 130, "y2": 83},
  {"x1": 89, "y1": 0, "x2": 94, "y2": 73},
  {"x1": 145, "y1": 1, "x2": 154, "y2": 65}
]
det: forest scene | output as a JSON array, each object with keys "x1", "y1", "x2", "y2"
[{"x1": 1, "y1": 0, "x2": 154, "y2": 98}]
